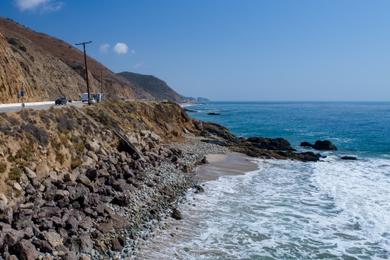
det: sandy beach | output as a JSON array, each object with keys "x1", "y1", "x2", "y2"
[{"x1": 194, "y1": 152, "x2": 259, "y2": 182}]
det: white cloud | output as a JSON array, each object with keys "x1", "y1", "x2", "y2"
[
  {"x1": 99, "y1": 43, "x2": 110, "y2": 54},
  {"x1": 15, "y1": 0, "x2": 63, "y2": 12},
  {"x1": 113, "y1": 42, "x2": 128, "y2": 55}
]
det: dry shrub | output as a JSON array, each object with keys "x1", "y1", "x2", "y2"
[
  {"x1": 0, "y1": 162, "x2": 7, "y2": 174},
  {"x1": 9, "y1": 167, "x2": 22, "y2": 181},
  {"x1": 21, "y1": 123, "x2": 49, "y2": 146},
  {"x1": 57, "y1": 115, "x2": 76, "y2": 132}
]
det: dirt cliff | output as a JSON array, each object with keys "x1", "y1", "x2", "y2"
[{"x1": 0, "y1": 18, "x2": 186, "y2": 103}]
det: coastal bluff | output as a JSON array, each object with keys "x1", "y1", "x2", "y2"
[
  {"x1": 0, "y1": 17, "x2": 188, "y2": 103},
  {"x1": 0, "y1": 101, "x2": 320, "y2": 258}
]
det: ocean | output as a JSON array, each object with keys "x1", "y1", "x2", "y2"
[{"x1": 138, "y1": 102, "x2": 390, "y2": 259}]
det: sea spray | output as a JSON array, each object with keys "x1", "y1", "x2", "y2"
[{"x1": 137, "y1": 157, "x2": 390, "y2": 259}]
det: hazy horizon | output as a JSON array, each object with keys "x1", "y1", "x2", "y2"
[{"x1": 1, "y1": 0, "x2": 390, "y2": 101}]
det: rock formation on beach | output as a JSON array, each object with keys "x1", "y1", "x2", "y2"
[{"x1": 199, "y1": 121, "x2": 321, "y2": 161}]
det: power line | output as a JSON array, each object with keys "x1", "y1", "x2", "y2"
[{"x1": 75, "y1": 41, "x2": 92, "y2": 105}]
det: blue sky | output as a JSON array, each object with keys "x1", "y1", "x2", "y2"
[{"x1": 1, "y1": 0, "x2": 390, "y2": 101}]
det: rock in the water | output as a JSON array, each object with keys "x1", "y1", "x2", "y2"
[
  {"x1": 171, "y1": 208, "x2": 182, "y2": 220},
  {"x1": 341, "y1": 156, "x2": 357, "y2": 160},
  {"x1": 207, "y1": 112, "x2": 220, "y2": 116},
  {"x1": 294, "y1": 152, "x2": 321, "y2": 162},
  {"x1": 247, "y1": 137, "x2": 294, "y2": 151},
  {"x1": 193, "y1": 184, "x2": 205, "y2": 193},
  {"x1": 300, "y1": 141, "x2": 313, "y2": 148},
  {"x1": 312, "y1": 140, "x2": 337, "y2": 151}
]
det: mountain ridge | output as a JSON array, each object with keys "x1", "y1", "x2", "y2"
[
  {"x1": 117, "y1": 71, "x2": 184, "y2": 102},
  {"x1": 0, "y1": 17, "x2": 185, "y2": 103}
]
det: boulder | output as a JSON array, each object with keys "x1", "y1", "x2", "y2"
[
  {"x1": 96, "y1": 220, "x2": 114, "y2": 233},
  {"x1": 171, "y1": 208, "x2": 182, "y2": 220},
  {"x1": 111, "y1": 236, "x2": 125, "y2": 251},
  {"x1": 201, "y1": 122, "x2": 237, "y2": 143},
  {"x1": 312, "y1": 140, "x2": 337, "y2": 151},
  {"x1": 111, "y1": 179, "x2": 128, "y2": 192},
  {"x1": 0, "y1": 193, "x2": 8, "y2": 206},
  {"x1": 79, "y1": 216, "x2": 94, "y2": 230},
  {"x1": 13, "y1": 182, "x2": 22, "y2": 192},
  {"x1": 87, "y1": 151, "x2": 98, "y2": 162},
  {"x1": 193, "y1": 184, "x2": 205, "y2": 193},
  {"x1": 12, "y1": 239, "x2": 39, "y2": 260},
  {"x1": 85, "y1": 169, "x2": 98, "y2": 181},
  {"x1": 300, "y1": 141, "x2": 313, "y2": 148},
  {"x1": 77, "y1": 175, "x2": 92, "y2": 189},
  {"x1": 85, "y1": 140, "x2": 100, "y2": 153},
  {"x1": 43, "y1": 231, "x2": 63, "y2": 248},
  {"x1": 3, "y1": 229, "x2": 25, "y2": 247},
  {"x1": 0, "y1": 205, "x2": 12, "y2": 224},
  {"x1": 32, "y1": 239, "x2": 53, "y2": 253},
  {"x1": 111, "y1": 194, "x2": 130, "y2": 206},
  {"x1": 293, "y1": 152, "x2": 321, "y2": 162},
  {"x1": 65, "y1": 216, "x2": 79, "y2": 231},
  {"x1": 68, "y1": 234, "x2": 94, "y2": 253},
  {"x1": 247, "y1": 137, "x2": 294, "y2": 151},
  {"x1": 23, "y1": 167, "x2": 36, "y2": 180},
  {"x1": 341, "y1": 156, "x2": 357, "y2": 160}
]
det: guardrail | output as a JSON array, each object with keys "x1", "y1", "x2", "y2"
[{"x1": 0, "y1": 101, "x2": 55, "y2": 108}]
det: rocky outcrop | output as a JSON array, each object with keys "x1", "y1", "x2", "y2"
[
  {"x1": 300, "y1": 140, "x2": 337, "y2": 151},
  {"x1": 207, "y1": 112, "x2": 220, "y2": 116},
  {"x1": 246, "y1": 137, "x2": 294, "y2": 151},
  {"x1": 340, "y1": 156, "x2": 357, "y2": 160},
  {"x1": 198, "y1": 122, "x2": 321, "y2": 162}
]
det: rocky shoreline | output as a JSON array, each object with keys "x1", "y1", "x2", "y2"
[{"x1": 0, "y1": 101, "x2": 334, "y2": 259}]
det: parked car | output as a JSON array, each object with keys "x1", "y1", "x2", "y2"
[{"x1": 55, "y1": 97, "x2": 68, "y2": 105}]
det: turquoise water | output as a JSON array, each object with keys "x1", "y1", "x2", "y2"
[
  {"x1": 138, "y1": 102, "x2": 390, "y2": 260},
  {"x1": 188, "y1": 102, "x2": 390, "y2": 157}
]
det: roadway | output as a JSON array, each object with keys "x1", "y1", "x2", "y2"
[{"x1": 0, "y1": 101, "x2": 84, "y2": 113}]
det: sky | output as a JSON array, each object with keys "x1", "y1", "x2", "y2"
[{"x1": 0, "y1": 0, "x2": 390, "y2": 101}]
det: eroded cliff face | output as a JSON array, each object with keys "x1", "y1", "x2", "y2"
[
  {"x1": 0, "y1": 18, "x2": 145, "y2": 104},
  {"x1": 0, "y1": 101, "x2": 195, "y2": 194},
  {"x1": 0, "y1": 32, "x2": 90, "y2": 103},
  {"x1": 0, "y1": 18, "x2": 186, "y2": 103}
]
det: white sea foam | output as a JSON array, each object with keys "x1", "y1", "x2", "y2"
[{"x1": 136, "y1": 157, "x2": 390, "y2": 259}]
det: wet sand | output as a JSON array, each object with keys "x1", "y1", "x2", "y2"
[{"x1": 194, "y1": 152, "x2": 259, "y2": 182}]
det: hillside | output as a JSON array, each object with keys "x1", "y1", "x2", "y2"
[
  {"x1": 0, "y1": 18, "x2": 185, "y2": 103},
  {"x1": 118, "y1": 72, "x2": 184, "y2": 102}
]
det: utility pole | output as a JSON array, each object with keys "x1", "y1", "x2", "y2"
[
  {"x1": 75, "y1": 41, "x2": 92, "y2": 105},
  {"x1": 100, "y1": 70, "x2": 103, "y2": 94}
]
